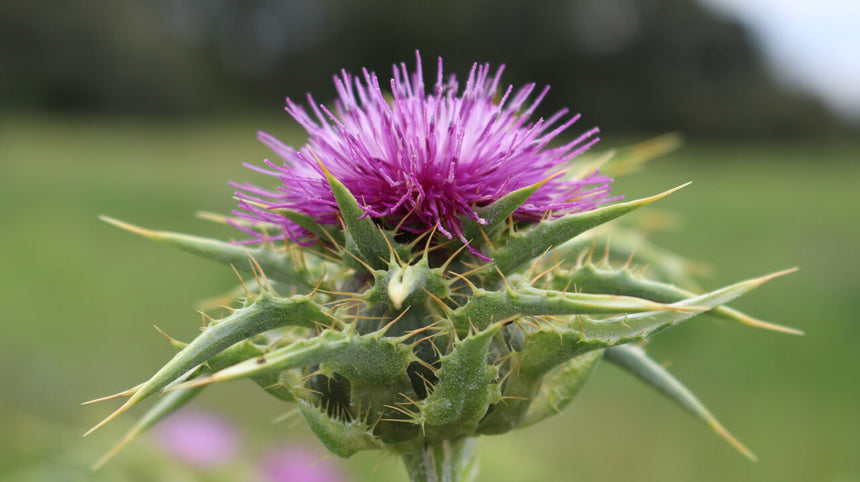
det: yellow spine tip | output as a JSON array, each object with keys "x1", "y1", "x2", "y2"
[
  {"x1": 98, "y1": 215, "x2": 163, "y2": 241},
  {"x1": 83, "y1": 399, "x2": 134, "y2": 437}
]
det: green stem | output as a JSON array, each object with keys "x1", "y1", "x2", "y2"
[{"x1": 400, "y1": 439, "x2": 479, "y2": 482}]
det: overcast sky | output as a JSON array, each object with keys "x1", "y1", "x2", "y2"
[{"x1": 699, "y1": 0, "x2": 860, "y2": 121}]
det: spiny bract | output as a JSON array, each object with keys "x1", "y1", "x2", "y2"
[{"x1": 87, "y1": 53, "x2": 799, "y2": 482}]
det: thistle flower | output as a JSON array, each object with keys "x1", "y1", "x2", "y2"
[
  {"x1": 89, "y1": 54, "x2": 800, "y2": 482},
  {"x1": 233, "y1": 52, "x2": 615, "y2": 246}
]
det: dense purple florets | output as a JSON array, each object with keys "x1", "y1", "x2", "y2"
[{"x1": 233, "y1": 52, "x2": 616, "y2": 245}]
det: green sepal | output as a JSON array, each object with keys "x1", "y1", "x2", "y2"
[
  {"x1": 99, "y1": 216, "x2": 311, "y2": 288},
  {"x1": 319, "y1": 162, "x2": 405, "y2": 270},
  {"x1": 488, "y1": 184, "x2": 689, "y2": 276},
  {"x1": 297, "y1": 399, "x2": 383, "y2": 458},
  {"x1": 553, "y1": 264, "x2": 802, "y2": 335},
  {"x1": 605, "y1": 344, "x2": 756, "y2": 461},
  {"x1": 519, "y1": 350, "x2": 603, "y2": 427},
  {"x1": 449, "y1": 284, "x2": 689, "y2": 336},
  {"x1": 419, "y1": 324, "x2": 502, "y2": 440},
  {"x1": 84, "y1": 293, "x2": 330, "y2": 436},
  {"x1": 517, "y1": 269, "x2": 792, "y2": 377}
]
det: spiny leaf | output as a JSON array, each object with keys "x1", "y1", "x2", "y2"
[
  {"x1": 91, "y1": 381, "x2": 205, "y2": 470},
  {"x1": 520, "y1": 350, "x2": 603, "y2": 427},
  {"x1": 605, "y1": 344, "x2": 757, "y2": 461},
  {"x1": 460, "y1": 176, "x2": 558, "y2": 243},
  {"x1": 517, "y1": 269, "x2": 795, "y2": 376},
  {"x1": 317, "y1": 159, "x2": 397, "y2": 270},
  {"x1": 554, "y1": 264, "x2": 802, "y2": 335},
  {"x1": 170, "y1": 329, "x2": 414, "y2": 391},
  {"x1": 84, "y1": 294, "x2": 330, "y2": 436},
  {"x1": 420, "y1": 324, "x2": 502, "y2": 436},
  {"x1": 489, "y1": 183, "x2": 690, "y2": 276},
  {"x1": 297, "y1": 400, "x2": 382, "y2": 458},
  {"x1": 99, "y1": 216, "x2": 311, "y2": 288},
  {"x1": 91, "y1": 338, "x2": 300, "y2": 469},
  {"x1": 561, "y1": 225, "x2": 706, "y2": 291},
  {"x1": 449, "y1": 284, "x2": 695, "y2": 335}
]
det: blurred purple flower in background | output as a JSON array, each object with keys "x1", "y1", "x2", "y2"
[
  {"x1": 153, "y1": 409, "x2": 239, "y2": 468},
  {"x1": 260, "y1": 444, "x2": 348, "y2": 482}
]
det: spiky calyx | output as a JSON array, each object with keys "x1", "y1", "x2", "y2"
[{"x1": 89, "y1": 141, "x2": 799, "y2": 481}]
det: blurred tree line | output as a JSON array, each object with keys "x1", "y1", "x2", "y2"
[{"x1": 1, "y1": 0, "x2": 852, "y2": 138}]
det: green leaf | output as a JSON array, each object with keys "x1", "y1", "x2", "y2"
[
  {"x1": 84, "y1": 294, "x2": 331, "y2": 436},
  {"x1": 516, "y1": 269, "x2": 794, "y2": 377},
  {"x1": 450, "y1": 284, "x2": 691, "y2": 336},
  {"x1": 99, "y1": 216, "x2": 311, "y2": 288},
  {"x1": 170, "y1": 330, "x2": 353, "y2": 389},
  {"x1": 560, "y1": 226, "x2": 705, "y2": 291},
  {"x1": 554, "y1": 264, "x2": 802, "y2": 335},
  {"x1": 91, "y1": 379, "x2": 206, "y2": 470},
  {"x1": 460, "y1": 176, "x2": 555, "y2": 244},
  {"x1": 90, "y1": 332, "x2": 277, "y2": 468},
  {"x1": 318, "y1": 161, "x2": 397, "y2": 270},
  {"x1": 520, "y1": 350, "x2": 603, "y2": 427},
  {"x1": 420, "y1": 324, "x2": 502, "y2": 439},
  {"x1": 489, "y1": 183, "x2": 690, "y2": 276},
  {"x1": 170, "y1": 329, "x2": 415, "y2": 390},
  {"x1": 605, "y1": 344, "x2": 756, "y2": 461},
  {"x1": 297, "y1": 400, "x2": 382, "y2": 458}
]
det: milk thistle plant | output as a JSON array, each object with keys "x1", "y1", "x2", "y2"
[{"x1": 87, "y1": 52, "x2": 800, "y2": 481}]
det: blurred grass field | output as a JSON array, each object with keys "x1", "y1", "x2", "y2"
[{"x1": 1, "y1": 116, "x2": 857, "y2": 481}]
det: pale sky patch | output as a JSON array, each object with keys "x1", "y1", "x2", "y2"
[{"x1": 698, "y1": 0, "x2": 860, "y2": 120}]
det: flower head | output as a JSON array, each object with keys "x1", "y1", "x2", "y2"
[{"x1": 235, "y1": 52, "x2": 615, "y2": 244}]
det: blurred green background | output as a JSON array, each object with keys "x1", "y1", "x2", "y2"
[{"x1": 1, "y1": 1, "x2": 858, "y2": 481}]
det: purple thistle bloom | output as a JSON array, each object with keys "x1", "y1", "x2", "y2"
[{"x1": 233, "y1": 51, "x2": 616, "y2": 245}]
